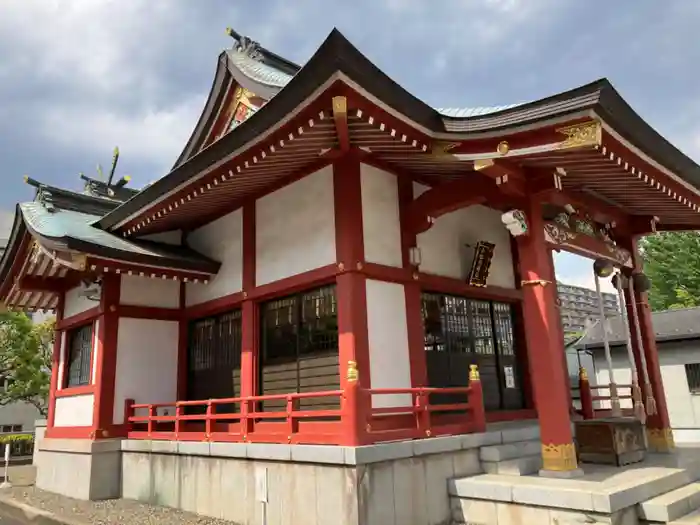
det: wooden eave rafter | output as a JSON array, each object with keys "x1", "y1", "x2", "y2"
[
  {"x1": 4, "y1": 239, "x2": 76, "y2": 312},
  {"x1": 84, "y1": 256, "x2": 214, "y2": 284},
  {"x1": 332, "y1": 95, "x2": 350, "y2": 152},
  {"x1": 111, "y1": 75, "x2": 700, "y2": 239}
]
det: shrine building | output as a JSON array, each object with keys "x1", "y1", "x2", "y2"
[{"x1": 7, "y1": 28, "x2": 700, "y2": 524}]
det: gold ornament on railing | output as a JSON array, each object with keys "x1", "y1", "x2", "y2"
[
  {"x1": 578, "y1": 366, "x2": 588, "y2": 381},
  {"x1": 347, "y1": 360, "x2": 359, "y2": 383},
  {"x1": 469, "y1": 364, "x2": 480, "y2": 381}
]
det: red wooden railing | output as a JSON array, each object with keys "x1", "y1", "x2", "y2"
[
  {"x1": 577, "y1": 368, "x2": 635, "y2": 419},
  {"x1": 124, "y1": 375, "x2": 485, "y2": 446}
]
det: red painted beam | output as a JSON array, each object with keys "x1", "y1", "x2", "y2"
[
  {"x1": 332, "y1": 96, "x2": 350, "y2": 152},
  {"x1": 405, "y1": 176, "x2": 505, "y2": 234},
  {"x1": 18, "y1": 275, "x2": 68, "y2": 293},
  {"x1": 473, "y1": 159, "x2": 526, "y2": 197}
]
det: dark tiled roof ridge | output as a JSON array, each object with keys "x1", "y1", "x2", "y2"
[{"x1": 577, "y1": 306, "x2": 700, "y2": 349}]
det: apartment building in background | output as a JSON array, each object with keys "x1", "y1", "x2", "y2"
[{"x1": 557, "y1": 281, "x2": 619, "y2": 334}]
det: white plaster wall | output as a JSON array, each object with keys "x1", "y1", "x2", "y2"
[
  {"x1": 186, "y1": 209, "x2": 243, "y2": 306},
  {"x1": 594, "y1": 341, "x2": 700, "y2": 443},
  {"x1": 256, "y1": 166, "x2": 336, "y2": 286},
  {"x1": 413, "y1": 182, "x2": 515, "y2": 288},
  {"x1": 112, "y1": 318, "x2": 179, "y2": 424},
  {"x1": 63, "y1": 287, "x2": 98, "y2": 319},
  {"x1": 137, "y1": 230, "x2": 182, "y2": 245},
  {"x1": 53, "y1": 394, "x2": 94, "y2": 427},
  {"x1": 120, "y1": 275, "x2": 180, "y2": 308},
  {"x1": 365, "y1": 279, "x2": 412, "y2": 408},
  {"x1": 56, "y1": 332, "x2": 67, "y2": 391},
  {"x1": 91, "y1": 319, "x2": 100, "y2": 384},
  {"x1": 594, "y1": 355, "x2": 633, "y2": 410},
  {"x1": 361, "y1": 164, "x2": 403, "y2": 267}
]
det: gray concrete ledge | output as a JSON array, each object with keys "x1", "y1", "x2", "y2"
[
  {"x1": 121, "y1": 422, "x2": 539, "y2": 466},
  {"x1": 34, "y1": 419, "x2": 47, "y2": 429},
  {"x1": 38, "y1": 438, "x2": 122, "y2": 455}
]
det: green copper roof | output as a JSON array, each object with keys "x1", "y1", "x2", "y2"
[
  {"x1": 226, "y1": 49, "x2": 294, "y2": 88},
  {"x1": 20, "y1": 202, "x2": 219, "y2": 273}
]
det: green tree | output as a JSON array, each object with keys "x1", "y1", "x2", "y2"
[
  {"x1": 639, "y1": 231, "x2": 700, "y2": 311},
  {"x1": 0, "y1": 311, "x2": 54, "y2": 416}
]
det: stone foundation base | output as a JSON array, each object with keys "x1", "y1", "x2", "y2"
[
  {"x1": 122, "y1": 439, "x2": 483, "y2": 524},
  {"x1": 35, "y1": 438, "x2": 121, "y2": 500}
]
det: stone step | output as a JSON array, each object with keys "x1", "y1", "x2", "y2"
[
  {"x1": 449, "y1": 468, "x2": 699, "y2": 515},
  {"x1": 640, "y1": 483, "x2": 700, "y2": 523},
  {"x1": 482, "y1": 454, "x2": 542, "y2": 476},
  {"x1": 671, "y1": 509, "x2": 700, "y2": 524},
  {"x1": 479, "y1": 440, "x2": 541, "y2": 463}
]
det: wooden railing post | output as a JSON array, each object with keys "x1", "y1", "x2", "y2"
[
  {"x1": 416, "y1": 391, "x2": 431, "y2": 437},
  {"x1": 286, "y1": 396, "x2": 299, "y2": 442},
  {"x1": 205, "y1": 400, "x2": 213, "y2": 440},
  {"x1": 342, "y1": 360, "x2": 366, "y2": 446},
  {"x1": 147, "y1": 405, "x2": 155, "y2": 437},
  {"x1": 469, "y1": 365, "x2": 486, "y2": 433},
  {"x1": 174, "y1": 404, "x2": 182, "y2": 439},
  {"x1": 123, "y1": 398, "x2": 135, "y2": 435},
  {"x1": 579, "y1": 367, "x2": 595, "y2": 420},
  {"x1": 241, "y1": 398, "x2": 253, "y2": 441}
]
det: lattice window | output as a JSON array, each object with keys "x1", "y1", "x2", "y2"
[
  {"x1": 261, "y1": 285, "x2": 338, "y2": 362},
  {"x1": 259, "y1": 285, "x2": 339, "y2": 410},
  {"x1": 493, "y1": 302, "x2": 515, "y2": 356},
  {"x1": 685, "y1": 363, "x2": 700, "y2": 393},
  {"x1": 421, "y1": 293, "x2": 510, "y2": 356},
  {"x1": 66, "y1": 324, "x2": 93, "y2": 387},
  {"x1": 471, "y1": 300, "x2": 494, "y2": 355}
]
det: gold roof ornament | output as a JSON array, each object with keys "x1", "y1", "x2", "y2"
[
  {"x1": 431, "y1": 140, "x2": 460, "y2": 158},
  {"x1": 556, "y1": 121, "x2": 602, "y2": 150}
]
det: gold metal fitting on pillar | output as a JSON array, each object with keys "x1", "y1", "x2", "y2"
[
  {"x1": 347, "y1": 360, "x2": 359, "y2": 383},
  {"x1": 520, "y1": 279, "x2": 552, "y2": 287},
  {"x1": 541, "y1": 443, "x2": 578, "y2": 472},
  {"x1": 578, "y1": 366, "x2": 588, "y2": 381},
  {"x1": 647, "y1": 428, "x2": 675, "y2": 453},
  {"x1": 469, "y1": 364, "x2": 480, "y2": 381}
]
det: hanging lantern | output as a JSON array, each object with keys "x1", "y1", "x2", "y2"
[
  {"x1": 593, "y1": 258, "x2": 614, "y2": 278},
  {"x1": 632, "y1": 272, "x2": 651, "y2": 293},
  {"x1": 611, "y1": 272, "x2": 629, "y2": 290}
]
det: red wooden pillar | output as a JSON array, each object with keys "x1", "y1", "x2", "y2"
[
  {"x1": 509, "y1": 236, "x2": 534, "y2": 410},
  {"x1": 46, "y1": 294, "x2": 65, "y2": 431},
  {"x1": 398, "y1": 177, "x2": 428, "y2": 388},
  {"x1": 240, "y1": 202, "x2": 257, "y2": 439},
  {"x1": 333, "y1": 153, "x2": 370, "y2": 446},
  {"x1": 176, "y1": 281, "x2": 188, "y2": 401},
  {"x1": 545, "y1": 247, "x2": 573, "y2": 412},
  {"x1": 517, "y1": 195, "x2": 580, "y2": 474},
  {"x1": 92, "y1": 273, "x2": 121, "y2": 439},
  {"x1": 625, "y1": 236, "x2": 674, "y2": 452}
]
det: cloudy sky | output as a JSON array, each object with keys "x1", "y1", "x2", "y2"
[{"x1": 1, "y1": 0, "x2": 699, "y2": 292}]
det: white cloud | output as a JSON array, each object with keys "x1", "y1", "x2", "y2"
[
  {"x1": 40, "y1": 94, "x2": 203, "y2": 178},
  {"x1": 554, "y1": 252, "x2": 617, "y2": 294},
  {"x1": 0, "y1": 0, "x2": 176, "y2": 97}
]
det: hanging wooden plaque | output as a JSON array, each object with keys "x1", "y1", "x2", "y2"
[{"x1": 467, "y1": 241, "x2": 496, "y2": 287}]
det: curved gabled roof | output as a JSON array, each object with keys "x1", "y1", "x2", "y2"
[
  {"x1": 18, "y1": 202, "x2": 219, "y2": 274},
  {"x1": 97, "y1": 28, "x2": 700, "y2": 233}
]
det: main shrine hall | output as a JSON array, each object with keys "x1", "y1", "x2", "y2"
[{"x1": 7, "y1": 27, "x2": 700, "y2": 524}]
